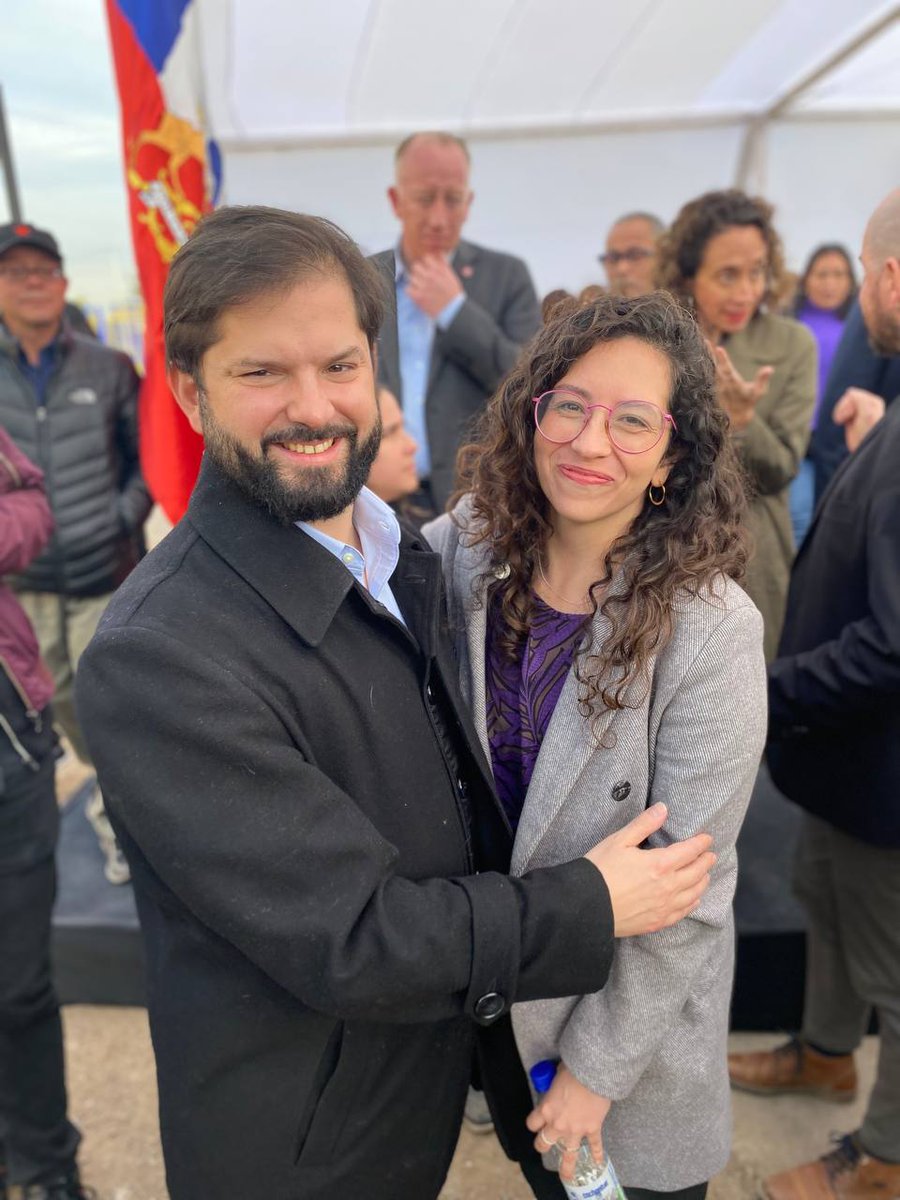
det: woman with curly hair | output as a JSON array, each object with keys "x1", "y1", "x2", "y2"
[
  {"x1": 425, "y1": 293, "x2": 767, "y2": 1199},
  {"x1": 656, "y1": 190, "x2": 816, "y2": 660}
]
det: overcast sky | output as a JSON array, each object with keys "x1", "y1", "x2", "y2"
[{"x1": 3, "y1": 0, "x2": 133, "y2": 305}]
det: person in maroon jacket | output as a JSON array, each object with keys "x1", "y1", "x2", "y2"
[{"x1": 0, "y1": 427, "x2": 90, "y2": 1198}]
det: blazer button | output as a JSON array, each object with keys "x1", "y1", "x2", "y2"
[
  {"x1": 611, "y1": 781, "x2": 631, "y2": 802},
  {"x1": 473, "y1": 992, "x2": 506, "y2": 1025}
]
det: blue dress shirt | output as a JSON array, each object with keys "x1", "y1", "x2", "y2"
[
  {"x1": 296, "y1": 486, "x2": 406, "y2": 626},
  {"x1": 394, "y1": 247, "x2": 465, "y2": 478}
]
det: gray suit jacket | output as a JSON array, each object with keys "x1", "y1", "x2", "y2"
[
  {"x1": 425, "y1": 501, "x2": 767, "y2": 1191},
  {"x1": 371, "y1": 240, "x2": 540, "y2": 510}
]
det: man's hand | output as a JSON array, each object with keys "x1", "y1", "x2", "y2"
[
  {"x1": 584, "y1": 802, "x2": 715, "y2": 937},
  {"x1": 526, "y1": 1063, "x2": 610, "y2": 1182},
  {"x1": 406, "y1": 254, "x2": 463, "y2": 318},
  {"x1": 712, "y1": 344, "x2": 773, "y2": 432},
  {"x1": 833, "y1": 387, "x2": 885, "y2": 453}
]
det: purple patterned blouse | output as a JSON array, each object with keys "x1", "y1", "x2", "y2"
[{"x1": 485, "y1": 591, "x2": 588, "y2": 829}]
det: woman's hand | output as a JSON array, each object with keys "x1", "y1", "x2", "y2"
[
  {"x1": 526, "y1": 1063, "x2": 611, "y2": 1181},
  {"x1": 712, "y1": 344, "x2": 773, "y2": 432}
]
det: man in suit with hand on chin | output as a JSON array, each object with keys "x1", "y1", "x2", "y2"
[{"x1": 371, "y1": 132, "x2": 541, "y2": 516}]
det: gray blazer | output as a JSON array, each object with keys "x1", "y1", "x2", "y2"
[
  {"x1": 371, "y1": 240, "x2": 540, "y2": 510},
  {"x1": 425, "y1": 502, "x2": 767, "y2": 1191}
]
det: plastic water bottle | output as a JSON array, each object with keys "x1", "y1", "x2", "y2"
[{"x1": 529, "y1": 1060, "x2": 626, "y2": 1200}]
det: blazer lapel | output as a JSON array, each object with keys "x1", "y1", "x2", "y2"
[
  {"x1": 462, "y1": 547, "x2": 618, "y2": 874},
  {"x1": 511, "y1": 610, "x2": 612, "y2": 874},
  {"x1": 453, "y1": 536, "x2": 492, "y2": 763},
  {"x1": 187, "y1": 456, "x2": 355, "y2": 647}
]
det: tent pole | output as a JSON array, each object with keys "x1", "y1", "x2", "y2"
[
  {"x1": 735, "y1": 119, "x2": 767, "y2": 193},
  {"x1": 762, "y1": 5, "x2": 900, "y2": 119},
  {"x1": 0, "y1": 87, "x2": 22, "y2": 223}
]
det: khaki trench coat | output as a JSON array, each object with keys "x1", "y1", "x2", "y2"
[{"x1": 725, "y1": 311, "x2": 817, "y2": 660}]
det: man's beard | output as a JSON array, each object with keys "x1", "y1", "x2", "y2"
[
  {"x1": 199, "y1": 393, "x2": 382, "y2": 526},
  {"x1": 867, "y1": 305, "x2": 900, "y2": 356}
]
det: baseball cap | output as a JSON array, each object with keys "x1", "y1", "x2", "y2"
[{"x1": 0, "y1": 222, "x2": 62, "y2": 263}]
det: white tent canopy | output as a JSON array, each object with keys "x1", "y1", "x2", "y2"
[{"x1": 196, "y1": 0, "x2": 900, "y2": 295}]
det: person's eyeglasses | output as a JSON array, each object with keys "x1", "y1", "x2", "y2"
[
  {"x1": 598, "y1": 248, "x2": 654, "y2": 267},
  {"x1": 533, "y1": 389, "x2": 676, "y2": 453},
  {"x1": 0, "y1": 265, "x2": 64, "y2": 282}
]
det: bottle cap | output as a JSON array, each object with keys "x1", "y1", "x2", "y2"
[{"x1": 529, "y1": 1059, "x2": 558, "y2": 1094}]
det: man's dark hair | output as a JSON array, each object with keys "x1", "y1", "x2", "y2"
[{"x1": 164, "y1": 206, "x2": 387, "y2": 380}]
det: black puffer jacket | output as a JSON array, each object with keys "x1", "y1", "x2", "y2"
[{"x1": 0, "y1": 323, "x2": 152, "y2": 596}]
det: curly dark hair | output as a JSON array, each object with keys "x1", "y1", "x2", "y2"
[
  {"x1": 794, "y1": 242, "x2": 857, "y2": 320},
  {"x1": 656, "y1": 189, "x2": 788, "y2": 313},
  {"x1": 455, "y1": 292, "x2": 749, "y2": 717}
]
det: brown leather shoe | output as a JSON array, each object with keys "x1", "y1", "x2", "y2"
[
  {"x1": 762, "y1": 1134, "x2": 900, "y2": 1199},
  {"x1": 728, "y1": 1036, "x2": 857, "y2": 1102}
]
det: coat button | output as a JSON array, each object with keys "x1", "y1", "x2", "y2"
[
  {"x1": 611, "y1": 781, "x2": 631, "y2": 802},
  {"x1": 473, "y1": 992, "x2": 506, "y2": 1024}
]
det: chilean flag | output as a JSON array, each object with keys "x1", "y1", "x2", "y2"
[{"x1": 106, "y1": 0, "x2": 222, "y2": 523}]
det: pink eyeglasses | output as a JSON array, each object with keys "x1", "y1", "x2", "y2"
[{"x1": 533, "y1": 388, "x2": 677, "y2": 453}]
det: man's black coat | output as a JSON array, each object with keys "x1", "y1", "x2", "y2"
[
  {"x1": 769, "y1": 397, "x2": 900, "y2": 846},
  {"x1": 76, "y1": 459, "x2": 613, "y2": 1199}
]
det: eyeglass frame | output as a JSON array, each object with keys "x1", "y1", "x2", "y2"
[
  {"x1": 0, "y1": 265, "x2": 65, "y2": 282},
  {"x1": 532, "y1": 387, "x2": 677, "y2": 453},
  {"x1": 597, "y1": 248, "x2": 655, "y2": 267}
]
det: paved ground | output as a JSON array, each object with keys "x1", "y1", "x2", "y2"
[{"x1": 61, "y1": 1005, "x2": 877, "y2": 1200}]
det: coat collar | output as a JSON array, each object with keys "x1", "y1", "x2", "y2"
[
  {"x1": 0, "y1": 318, "x2": 74, "y2": 366},
  {"x1": 451, "y1": 239, "x2": 478, "y2": 271},
  {"x1": 187, "y1": 455, "x2": 439, "y2": 649}
]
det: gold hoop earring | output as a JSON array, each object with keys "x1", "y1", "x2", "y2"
[{"x1": 648, "y1": 483, "x2": 666, "y2": 506}]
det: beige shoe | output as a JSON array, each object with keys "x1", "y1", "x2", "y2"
[
  {"x1": 763, "y1": 1134, "x2": 900, "y2": 1199},
  {"x1": 729, "y1": 1037, "x2": 857, "y2": 1102}
]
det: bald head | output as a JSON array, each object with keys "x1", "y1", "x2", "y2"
[
  {"x1": 389, "y1": 132, "x2": 473, "y2": 263},
  {"x1": 859, "y1": 189, "x2": 900, "y2": 355},
  {"x1": 395, "y1": 132, "x2": 470, "y2": 172},
  {"x1": 603, "y1": 213, "x2": 664, "y2": 299},
  {"x1": 865, "y1": 188, "x2": 900, "y2": 267}
]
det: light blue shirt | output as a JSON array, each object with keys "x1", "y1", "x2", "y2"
[
  {"x1": 295, "y1": 486, "x2": 406, "y2": 626},
  {"x1": 394, "y1": 245, "x2": 466, "y2": 478}
]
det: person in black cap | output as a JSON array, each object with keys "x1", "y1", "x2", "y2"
[{"x1": 0, "y1": 222, "x2": 152, "y2": 885}]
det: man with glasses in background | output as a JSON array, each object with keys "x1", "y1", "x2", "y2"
[
  {"x1": 0, "y1": 222, "x2": 151, "y2": 885},
  {"x1": 372, "y1": 133, "x2": 541, "y2": 518},
  {"x1": 600, "y1": 212, "x2": 665, "y2": 300}
]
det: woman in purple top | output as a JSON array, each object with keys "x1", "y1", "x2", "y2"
[
  {"x1": 425, "y1": 294, "x2": 766, "y2": 1200},
  {"x1": 789, "y1": 244, "x2": 857, "y2": 542}
]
